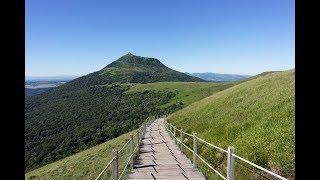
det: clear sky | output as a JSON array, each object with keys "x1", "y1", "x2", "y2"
[{"x1": 26, "y1": 0, "x2": 294, "y2": 76}]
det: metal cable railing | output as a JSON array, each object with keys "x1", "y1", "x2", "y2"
[{"x1": 165, "y1": 120, "x2": 288, "y2": 180}]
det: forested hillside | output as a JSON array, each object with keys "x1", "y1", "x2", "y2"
[
  {"x1": 25, "y1": 88, "x2": 51, "y2": 96},
  {"x1": 25, "y1": 84, "x2": 179, "y2": 171}
]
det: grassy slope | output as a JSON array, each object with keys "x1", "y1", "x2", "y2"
[
  {"x1": 127, "y1": 82, "x2": 234, "y2": 108},
  {"x1": 25, "y1": 130, "x2": 138, "y2": 180},
  {"x1": 168, "y1": 70, "x2": 295, "y2": 178}
]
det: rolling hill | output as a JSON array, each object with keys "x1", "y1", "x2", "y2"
[
  {"x1": 188, "y1": 72, "x2": 250, "y2": 82},
  {"x1": 168, "y1": 70, "x2": 295, "y2": 178},
  {"x1": 127, "y1": 82, "x2": 233, "y2": 108},
  {"x1": 25, "y1": 54, "x2": 229, "y2": 171}
]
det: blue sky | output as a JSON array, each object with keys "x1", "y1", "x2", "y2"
[{"x1": 26, "y1": 0, "x2": 294, "y2": 76}]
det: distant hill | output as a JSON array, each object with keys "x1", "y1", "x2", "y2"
[
  {"x1": 188, "y1": 72, "x2": 250, "y2": 82},
  {"x1": 26, "y1": 75, "x2": 79, "y2": 81},
  {"x1": 25, "y1": 77, "x2": 78, "y2": 96},
  {"x1": 68, "y1": 54, "x2": 204, "y2": 88},
  {"x1": 168, "y1": 70, "x2": 295, "y2": 178},
  {"x1": 243, "y1": 70, "x2": 281, "y2": 82},
  {"x1": 25, "y1": 54, "x2": 221, "y2": 171},
  {"x1": 25, "y1": 88, "x2": 52, "y2": 96},
  {"x1": 26, "y1": 81, "x2": 67, "y2": 88}
]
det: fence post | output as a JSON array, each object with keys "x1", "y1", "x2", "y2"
[
  {"x1": 137, "y1": 129, "x2": 141, "y2": 152},
  {"x1": 130, "y1": 134, "x2": 134, "y2": 169},
  {"x1": 193, "y1": 133, "x2": 197, "y2": 169},
  {"x1": 227, "y1": 146, "x2": 235, "y2": 180},
  {"x1": 112, "y1": 149, "x2": 118, "y2": 180},
  {"x1": 143, "y1": 123, "x2": 146, "y2": 137},
  {"x1": 140, "y1": 126, "x2": 143, "y2": 139},
  {"x1": 174, "y1": 126, "x2": 177, "y2": 145},
  {"x1": 180, "y1": 129, "x2": 183, "y2": 150},
  {"x1": 141, "y1": 126, "x2": 144, "y2": 141}
]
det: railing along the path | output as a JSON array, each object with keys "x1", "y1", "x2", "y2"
[
  {"x1": 165, "y1": 119, "x2": 288, "y2": 180},
  {"x1": 95, "y1": 115, "x2": 164, "y2": 180}
]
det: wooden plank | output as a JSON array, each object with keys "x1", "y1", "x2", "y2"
[{"x1": 128, "y1": 118, "x2": 205, "y2": 180}]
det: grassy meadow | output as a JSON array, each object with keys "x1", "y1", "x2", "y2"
[
  {"x1": 168, "y1": 70, "x2": 295, "y2": 179},
  {"x1": 127, "y1": 82, "x2": 234, "y2": 108}
]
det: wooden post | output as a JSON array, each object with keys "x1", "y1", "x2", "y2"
[
  {"x1": 141, "y1": 126, "x2": 144, "y2": 140},
  {"x1": 143, "y1": 123, "x2": 146, "y2": 137},
  {"x1": 174, "y1": 126, "x2": 176, "y2": 144},
  {"x1": 112, "y1": 149, "x2": 118, "y2": 180},
  {"x1": 193, "y1": 133, "x2": 197, "y2": 168},
  {"x1": 171, "y1": 125, "x2": 174, "y2": 138},
  {"x1": 227, "y1": 146, "x2": 235, "y2": 180},
  {"x1": 180, "y1": 129, "x2": 183, "y2": 150},
  {"x1": 130, "y1": 134, "x2": 134, "y2": 169},
  {"x1": 137, "y1": 129, "x2": 141, "y2": 152}
]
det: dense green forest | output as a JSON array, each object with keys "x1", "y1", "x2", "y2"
[
  {"x1": 25, "y1": 84, "x2": 183, "y2": 171},
  {"x1": 25, "y1": 88, "x2": 51, "y2": 96}
]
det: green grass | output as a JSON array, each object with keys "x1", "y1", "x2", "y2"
[
  {"x1": 25, "y1": 130, "x2": 139, "y2": 180},
  {"x1": 127, "y1": 82, "x2": 234, "y2": 108},
  {"x1": 168, "y1": 70, "x2": 295, "y2": 179}
]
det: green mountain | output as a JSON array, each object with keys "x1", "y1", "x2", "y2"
[
  {"x1": 25, "y1": 54, "x2": 225, "y2": 171},
  {"x1": 68, "y1": 54, "x2": 204, "y2": 88},
  {"x1": 168, "y1": 70, "x2": 295, "y2": 178}
]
